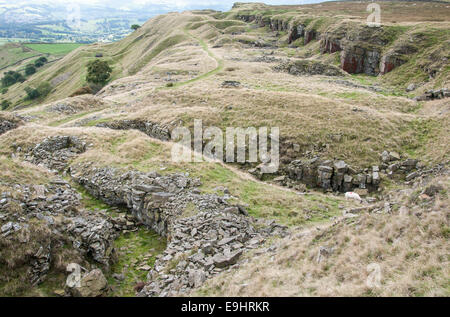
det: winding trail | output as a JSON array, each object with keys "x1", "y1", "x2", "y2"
[{"x1": 158, "y1": 29, "x2": 224, "y2": 90}]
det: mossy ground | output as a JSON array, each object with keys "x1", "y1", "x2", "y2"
[{"x1": 107, "y1": 229, "x2": 166, "y2": 297}]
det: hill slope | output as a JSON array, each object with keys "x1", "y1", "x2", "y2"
[{"x1": 0, "y1": 1, "x2": 448, "y2": 297}]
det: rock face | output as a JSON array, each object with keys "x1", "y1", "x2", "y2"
[
  {"x1": 71, "y1": 163, "x2": 250, "y2": 238},
  {"x1": 284, "y1": 152, "x2": 421, "y2": 192},
  {"x1": 68, "y1": 163, "x2": 288, "y2": 296},
  {"x1": 304, "y1": 29, "x2": 316, "y2": 45},
  {"x1": 97, "y1": 119, "x2": 171, "y2": 141},
  {"x1": 320, "y1": 35, "x2": 342, "y2": 54},
  {"x1": 273, "y1": 59, "x2": 345, "y2": 77},
  {"x1": 380, "y1": 52, "x2": 405, "y2": 75},
  {"x1": 340, "y1": 46, "x2": 381, "y2": 76},
  {"x1": 286, "y1": 158, "x2": 380, "y2": 193},
  {"x1": 237, "y1": 13, "x2": 420, "y2": 76},
  {"x1": 288, "y1": 24, "x2": 305, "y2": 44}
]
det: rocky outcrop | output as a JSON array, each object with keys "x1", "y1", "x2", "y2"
[
  {"x1": 66, "y1": 163, "x2": 289, "y2": 296},
  {"x1": 288, "y1": 24, "x2": 305, "y2": 44},
  {"x1": 26, "y1": 135, "x2": 87, "y2": 172},
  {"x1": 269, "y1": 18, "x2": 289, "y2": 33},
  {"x1": 413, "y1": 88, "x2": 450, "y2": 101},
  {"x1": 340, "y1": 46, "x2": 381, "y2": 76},
  {"x1": 284, "y1": 158, "x2": 380, "y2": 193},
  {"x1": 280, "y1": 151, "x2": 421, "y2": 193},
  {"x1": 273, "y1": 59, "x2": 346, "y2": 77},
  {"x1": 70, "y1": 163, "x2": 252, "y2": 238},
  {"x1": 96, "y1": 119, "x2": 171, "y2": 141},
  {"x1": 304, "y1": 29, "x2": 316, "y2": 45},
  {"x1": 0, "y1": 114, "x2": 22, "y2": 135},
  {"x1": 0, "y1": 179, "x2": 119, "y2": 287},
  {"x1": 380, "y1": 52, "x2": 406, "y2": 75},
  {"x1": 320, "y1": 35, "x2": 342, "y2": 54}
]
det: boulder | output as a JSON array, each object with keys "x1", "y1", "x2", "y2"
[
  {"x1": 213, "y1": 250, "x2": 243, "y2": 268},
  {"x1": 69, "y1": 269, "x2": 109, "y2": 297}
]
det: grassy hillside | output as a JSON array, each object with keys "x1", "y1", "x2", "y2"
[
  {"x1": 0, "y1": 43, "x2": 42, "y2": 70},
  {"x1": 23, "y1": 43, "x2": 85, "y2": 55},
  {"x1": 0, "y1": 1, "x2": 448, "y2": 298}
]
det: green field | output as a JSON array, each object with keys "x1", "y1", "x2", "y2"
[
  {"x1": 0, "y1": 43, "x2": 41, "y2": 69},
  {"x1": 23, "y1": 43, "x2": 85, "y2": 55}
]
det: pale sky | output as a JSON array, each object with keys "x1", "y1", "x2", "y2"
[{"x1": 2, "y1": 0, "x2": 326, "y2": 11}]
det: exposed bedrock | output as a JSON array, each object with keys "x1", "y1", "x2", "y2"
[
  {"x1": 96, "y1": 119, "x2": 171, "y2": 141},
  {"x1": 68, "y1": 164, "x2": 288, "y2": 296},
  {"x1": 236, "y1": 13, "x2": 421, "y2": 76},
  {"x1": 340, "y1": 46, "x2": 381, "y2": 76},
  {"x1": 249, "y1": 150, "x2": 422, "y2": 194},
  {"x1": 0, "y1": 114, "x2": 23, "y2": 135},
  {"x1": 0, "y1": 179, "x2": 121, "y2": 287}
]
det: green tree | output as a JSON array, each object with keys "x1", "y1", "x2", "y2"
[
  {"x1": 86, "y1": 60, "x2": 112, "y2": 85},
  {"x1": 131, "y1": 24, "x2": 141, "y2": 31},
  {"x1": 1, "y1": 100, "x2": 10, "y2": 110},
  {"x1": 36, "y1": 82, "x2": 52, "y2": 97},
  {"x1": 25, "y1": 86, "x2": 40, "y2": 100},
  {"x1": 2, "y1": 71, "x2": 25, "y2": 87},
  {"x1": 25, "y1": 64, "x2": 37, "y2": 76},
  {"x1": 24, "y1": 82, "x2": 52, "y2": 100},
  {"x1": 34, "y1": 56, "x2": 47, "y2": 67}
]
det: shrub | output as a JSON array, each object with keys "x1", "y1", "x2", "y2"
[
  {"x1": 1, "y1": 71, "x2": 25, "y2": 87},
  {"x1": 1, "y1": 88, "x2": 8, "y2": 95},
  {"x1": 1, "y1": 100, "x2": 11, "y2": 110},
  {"x1": 24, "y1": 82, "x2": 52, "y2": 100},
  {"x1": 36, "y1": 82, "x2": 51, "y2": 97},
  {"x1": 25, "y1": 64, "x2": 36, "y2": 76},
  {"x1": 24, "y1": 86, "x2": 40, "y2": 100},
  {"x1": 131, "y1": 24, "x2": 141, "y2": 31},
  {"x1": 86, "y1": 60, "x2": 112, "y2": 85},
  {"x1": 34, "y1": 56, "x2": 48, "y2": 67}
]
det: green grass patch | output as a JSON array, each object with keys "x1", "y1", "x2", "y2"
[
  {"x1": 128, "y1": 34, "x2": 187, "y2": 75},
  {"x1": 107, "y1": 229, "x2": 166, "y2": 297},
  {"x1": 24, "y1": 43, "x2": 84, "y2": 55}
]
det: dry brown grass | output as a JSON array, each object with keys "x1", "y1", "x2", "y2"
[
  {"x1": 196, "y1": 176, "x2": 450, "y2": 297},
  {"x1": 234, "y1": 1, "x2": 450, "y2": 23},
  {"x1": 0, "y1": 156, "x2": 52, "y2": 185}
]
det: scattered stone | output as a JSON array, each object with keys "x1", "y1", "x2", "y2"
[
  {"x1": 423, "y1": 184, "x2": 444, "y2": 197},
  {"x1": 221, "y1": 81, "x2": 241, "y2": 88}
]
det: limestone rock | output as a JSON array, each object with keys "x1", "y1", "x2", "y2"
[{"x1": 69, "y1": 269, "x2": 109, "y2": 297}]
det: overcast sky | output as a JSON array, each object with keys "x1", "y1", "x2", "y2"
[{"x1": 2, "y1": 0, "x2": 327, "y2": 11}]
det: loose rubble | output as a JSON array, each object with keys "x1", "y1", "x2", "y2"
[
  {"x1": 0, "y1": 179, "x2": 121, "y2": 286},
  {"x1": 140, "y1": 211, "x2": 288, "y2": 297}
]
